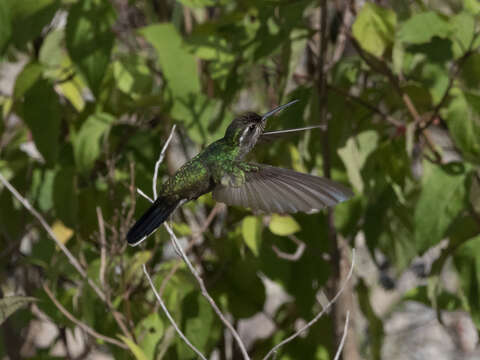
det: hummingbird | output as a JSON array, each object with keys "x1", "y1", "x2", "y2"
[{"x1": 127, "y1": 100, "x2": 353, "y2": 246}]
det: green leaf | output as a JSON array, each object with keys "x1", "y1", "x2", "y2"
[
  {"x1": 13, "y1": 62, "x2": 44, "y2": 99},
  {"x1": 66, "y1": 0, "x2": 116, "y2": 96},
  {"x1": 242, "y1": 216, "x2": 262, "y2": 256},
  {"x1": 414, "y1": 162, "x2": 467, "y2": 253},
  {"x1": 119, "y1": 335, "x2": 149, "y2": 360},
  {"x1": 39, "y1": 30, "x2": 64, "y2": 69},
  {"x1": 0, "y1": 296, "x2": 36, "y2": 325},
  {"x1": 269, "y1": 214, "x2": 301, "y2": 236},
  {"x1": 464, "y1": 0, "x2": 480, "y2": 15},
  {"x1": 443, "y1": 88, "x2": 480, "y2": 162},
  {"x1": 178, "y1": 292, "x2": 216, "y2": 358},
  {"x1": 450, "y1": 11, "x2": 475, "y2": 59},
  {"x1": 177, "y1": 0, "x2": 216, "y2": 8},
  {"x1": 139, "y1": 24, "x2": 200, "y2": 98},
  {"x1": 73, "y1": 113, "x2": 115, "y2": 172},
  {"x1": 0, "y1": 0, "x2": 11, "y2": 54},
  {"x1": 397, "y1": 11, "x2": 451, "y2": 44},
  {"x1": 454, "y1": 236, "x2": 480, "y2": 327},
  {"x1": 338, "y1": 130, "x2": 379, "y2": 193},
  {"x1": 23, "y1": 79, "x2": 61, "y2": 165},
  {"x1": 135, "y1": 313, "x2": 164, "y2": 360},
  {"x1": 352, "y1": 3, "x2": 397, "y2": 57},
  {"x1": 10, "y1": 0, "x2": 58, "y2": 49},
  {"x1": 53, "y1": 167, "x2": 78, "y2": 228},
  {"x1": 113, "y1": 57, "x2": 153, "y2": 98}
]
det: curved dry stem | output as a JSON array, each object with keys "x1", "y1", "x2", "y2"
[
  {"x1": 143, "y1": 264, "x2": 208, "y2": 360},
  {"x1": 262, "y1": 249, "x2": 356, "y2": 360}
]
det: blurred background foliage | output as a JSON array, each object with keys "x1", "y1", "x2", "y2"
[{"x1": 1, "y1": 0, "x2": 480, "y2": 359}]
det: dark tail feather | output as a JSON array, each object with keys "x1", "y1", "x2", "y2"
[{"x1": 127, "y1": 196, "x2": 179, "y2": 246}]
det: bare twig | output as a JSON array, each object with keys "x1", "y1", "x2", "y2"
[
  {"x1": 272, "y1": 235, "x2": 306, "y2": 261},
  {"x1": 43, "y1": 283, "x2": 127, "y2": 349},
  {"x1": 139, "y1": 124, "x2": 250, "y2": 360},
  {"x1": 333, "y1": 311, "x2": 350, "y2": 360},
  {"x1": 153, "y1": 125, "x2": 176, "y2": 200},
  {"x1": 163, "y1": 223, "x2": 251, "y2": 360},
  {"x1": 0, "y1": 173, "x2": 106, "y2": 302},
  {"x1": 0, "y1": 173, "x2": 134, "y2": 342},
  {"x1": 262, "y1": 249, "x2": 356, "y2": 360},
  {"x1": 143, "y1": 264, "x2": 208, "y2": 360},
  {"x1": 96, "y1": 207, "x2": 107, "y2": 288}
]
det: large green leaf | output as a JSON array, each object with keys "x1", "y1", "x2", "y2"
[
  {"x1": 397, "y1": 11, "x2": 451, "y2": 44},
  {"x1": 53, "y1": 167, "x2": 78, "y2": 228},
  {"x1": 0, "y1": 296, "x2": 36, "y2": 325},
  {"x1": 269, "y1": 214, "x2": 300, "y2": 236},
  {"x1": 178, "y1": 292, "x2": 216, "y2": 359},
  {"x1": 9, "y1": 0, "x2": 58, "y2": 49},
  {"x1": 23, "y1": 79, "x2": 61, "y2": 165},
  {"x1": 139, "y1": 24, "x2": 200, "y2": 98},
  {"x1": 135, "y1": 313, "x2": 164, "y2": 360},
  {"x1": 14, "y1": 62, "x2": 44, "y2": 99},
  {"x1": 66, "y1": 0, "x2": 116, "y2": 96},
  {"x1": 454, "y1": 235, "x2": 480, "y2": 327},
  {"x1": 450, "y1": 11, "x2": 475, "y2": 59},
  {"x1": 0, "y1": 0, "x2": 11, "y2": 54},
  {"x1": 443, "y1": 88, "x2": 480, "y2": 162},
  {"x1": 73, "y1": 113, "x2": 115, "y2": 172},
  {"x1": 242, "y1": 216, "x2": 262, "y2": 256},
  {"x1": 414, "y1": 162, "x2": 467, "y2": 253},
  {"x1": 352, "y1": 3, "x2": 397, "y2": 57}
]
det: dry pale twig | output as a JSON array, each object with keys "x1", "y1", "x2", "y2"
[
  {"x1": 262, "y1": 249, "x2": 356, "y2": 360},
  {"x1": 153, "y1": 124, "x2": 177, "y2": 200},
  {"x1": 0, "y1": 173, "x2": 106, "y2": 302},
  {"x1": 333, "y1": 311, "x2": 350, "y2": 360},
  {"x1": 43, "y1": 283, "x2": 127, "y2": 349},
  {"x1": 142, "y1": 264, "x2": 208, "y2": 360},
  {"x1": 139, "y1": 125, "x2": 251, "y2": 360},
  {"x1": 96, "y1": 206, "x2": 107, "y2": 288},
  {"x1": 272, "y1": 235, "x2": 306, "y2": 261}
]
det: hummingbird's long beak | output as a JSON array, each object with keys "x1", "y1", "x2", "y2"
[{"x1": 261, "y1": 99, "x2": 299, "y2": 121}]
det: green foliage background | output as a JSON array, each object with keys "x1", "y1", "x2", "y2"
[{"x1": 1, "y1": 0, "x2": 480, "y2": 359}]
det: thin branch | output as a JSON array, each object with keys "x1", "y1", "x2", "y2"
[
  {"x1": 137, "y1": 188, "x2": 153, "y2": 203},
  {"x1": 0, "y1": 173, "x2": 134, "y2": 342},
  {"x1": 43, "y1": 283, "x2": 127, "y2": 349},
  {"x1": 272, "y1": 235, "x2": 306, "y2": 261},
  {"x1": 153, "y1": 125, "x2": 177, "y2": 200},
  {"x1": 163, "y1": 222, "x2": 251, "y2": 360},
  {"x1": 143, "y1": 264, "x2": 208, "y2": 360},
  {"x1": 96, "y1": 207, "x2": 107, "y2": 288},
  {"x1": 333, "y1": 311, "x2": 350, "y2": 360},
  {"x1": 262, "y1": 249, "x2": 356, "y2": 360},
  {"x1": 0, "y1": 173, "x2": 106, "y2": 302}
]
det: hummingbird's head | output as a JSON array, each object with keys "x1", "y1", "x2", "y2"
[
  {"x1": 224, "y1": 100, "x2": 299, "y2": 158},
  {"x1": 225, "y1": 112, "x2": 264, "y2": 150}
]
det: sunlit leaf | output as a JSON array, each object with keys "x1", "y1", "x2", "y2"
[
  {"x1": 0, "y1": 296, "x2": 36, "y2": 325},
  {"x1": 397, "y1": 11, "x2": 451, "y2": 44},
  {"x1": 119, "y1": 335, "x2": 149, "y2": 360},
  {"x1": 73, "y1": 113, "x2": 115, "y2": 172},
  {"x1": 139, "y1": 23, "x2": 200, "y2": 98},
  {"x1": 269, "y1": 214, "x2": 301, "y2": 236},
  {"x1": 352, "y1": 3, "x2": 397, "y2": 57},
  {"x1": 414, "y1": 162, "x2": 468, "y2": 253},
  {"x1": 136, "y1": 313, "x2": 164, "y2": 359},
  {"x1": 242, "y1": 216, "x2": 262, "y2": 256},
  {"x1": 51, "y1": 220, "x2": 74, "y2": 245}
]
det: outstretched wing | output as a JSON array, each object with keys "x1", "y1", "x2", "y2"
[
  {"x1": 258, "y1": 125, "x2": 325, "y2": 144},
  {"x1": 212, "y1": 164, "x2": 353, "y2": 214}
]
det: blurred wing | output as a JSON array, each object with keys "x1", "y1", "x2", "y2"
[
  {"x1": 258, "y1": 125, "x2": 325, "y2": 144},
  {"x1": 212, "y1": 164, "x2": 353, "y2": 214}
]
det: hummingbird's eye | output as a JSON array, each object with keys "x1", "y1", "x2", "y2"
[{"x1": 248, "y1": 125, "x2": 256, "y2": 132}]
